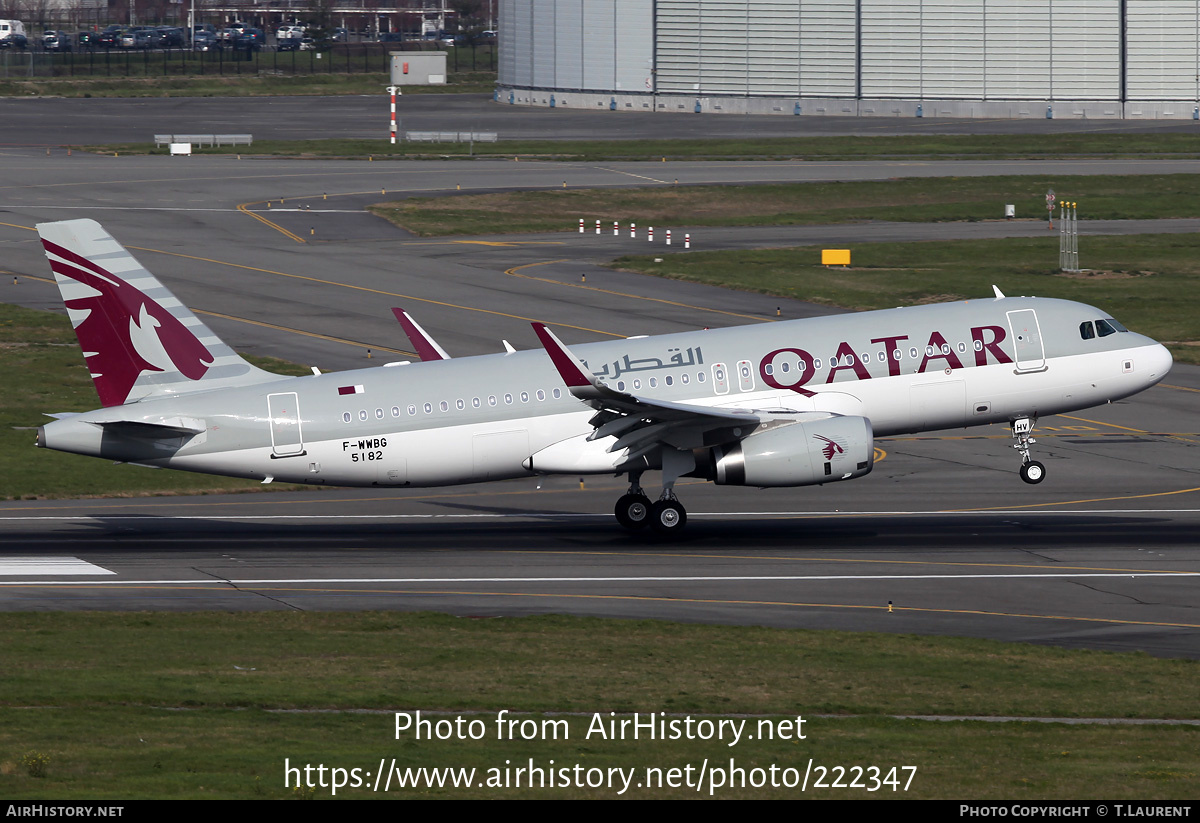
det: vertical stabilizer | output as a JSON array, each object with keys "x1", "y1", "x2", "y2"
[{"x1": 37, "y1": 219, "x2": 282, "y2": 407}]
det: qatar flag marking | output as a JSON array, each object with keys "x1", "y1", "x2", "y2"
[{"x1": 338, "y1": 385, "x2": 365, "y2": 396}]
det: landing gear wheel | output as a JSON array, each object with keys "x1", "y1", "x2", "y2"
[
  {"x1": 615, "y1": 494, "x2": 651, "y2": 530},
  {"x1": 649, "y1": 499, "x2": 687, "y2": 536},
  {"x1": 1020, "y1": 460, "x2": 1046, "y2": 485}
]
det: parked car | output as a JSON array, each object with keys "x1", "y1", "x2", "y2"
[
  {"x1": 277, "y1": 36, "x2": 300, "y2": 52},
  {"x1": 276, "y1": 24, "x2": 303, "y2": 41},
  {"x1": 331, "y1": 26, "x2": 348, "y2": 42},
  {"x1": 42, "y1": 30, "x2": 72, "y2": 51},
  {"x1": 152, "y1": 27, "x2": 184, "y2": 48},
  {"x1": 233, "y1": 27, "x2": 263, "y2": 50},
  {"x1": 97, "y1": 26, "x2": 123, "y2": 48},
  {"x1": 0, "y1": 19, "x2": 27, "y2": 49},
  {"x1": 192, "y1": 30, "x2": 219, "y2": 51}
]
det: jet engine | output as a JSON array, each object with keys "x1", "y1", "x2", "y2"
[{"x1": 702, "y1": 414, "x2": 873, "y2": 487}]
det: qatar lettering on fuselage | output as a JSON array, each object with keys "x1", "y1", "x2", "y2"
[{"x1": 759, "y1": 325, "x2": 1013, "y2": 398}]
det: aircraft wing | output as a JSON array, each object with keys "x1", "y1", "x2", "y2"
[{"x1": 533, "y1": 323, "x2": 801, "y2": 459}]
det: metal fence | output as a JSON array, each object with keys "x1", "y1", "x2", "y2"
[{"x1": 0, "y1": 43, "x2": 496, "y2": 79}]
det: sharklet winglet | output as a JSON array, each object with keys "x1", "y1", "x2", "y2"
[
  {"x1": 531, "y1": 323, "x2": 597, "y2": 391},
  {"x1": 392, "y1": 308, "x2": 451, "y2": 361}
]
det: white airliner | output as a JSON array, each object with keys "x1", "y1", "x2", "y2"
[{"x1": 34, "y1": 219, "x2": 1172, "y2": 534}]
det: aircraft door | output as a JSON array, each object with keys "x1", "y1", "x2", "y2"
[
  {"x1": 712, "y1": 363, "x2": 729, "y2": 394},
  {"x1": 267, "y1": 392, "x2": 305, "y2": 457},
  {"x1": 1006, "y1": 309, "x2": 1046, "y2": 372}
]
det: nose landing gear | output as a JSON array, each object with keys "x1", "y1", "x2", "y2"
[{"x1": 1011, "y1": 417, "x2": 1045, "y2": 484}]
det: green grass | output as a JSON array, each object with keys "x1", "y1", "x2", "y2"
[
  {"x1": 0, "y1": 302, "x2": 312, "y2": 500},
  {"x1": 79, "y1": 132, "x2": 1200, "y2": 160},
  {"x1": 0, "y1": 612, "x2": 1196, "y2": 798},
  {"x1": 612, "y1": 233, "x2": 1200, "y2": 365},
  {"x1": 369, "y1": 175, "x2": 1200, "y2": 236}
]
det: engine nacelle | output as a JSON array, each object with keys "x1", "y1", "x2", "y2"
[{"x1": 705, "y1": 415, "x2": 873, "y2": 487}]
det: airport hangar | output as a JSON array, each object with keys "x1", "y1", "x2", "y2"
[{"x1": 496, "y1": 0, "x2": 1200, "y2": 120}]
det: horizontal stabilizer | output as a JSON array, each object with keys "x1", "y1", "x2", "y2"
[{"x1": 85, "y1": 417, "x2": 207, "y2": 437}]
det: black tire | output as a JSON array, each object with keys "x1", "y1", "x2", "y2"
[
  {"x1": 649, "y1": 499, "x2": 687, "y2": 535},
  {"x1": 614, "y1": 494, "x2": 651, "y2": 530},
  {"x1": 1020, "y1": 460, "x2": 1046, "y2": 485}
]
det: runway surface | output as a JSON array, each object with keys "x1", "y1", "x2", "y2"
[{"x1": 0, "y1": 112, "x2": 1197, "y2": 660}]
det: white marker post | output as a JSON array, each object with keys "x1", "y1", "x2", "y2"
[
  {"x1": 685, "y1": 233, "x2": 690, "y2": 249},
  {"x1": 666, "y1": 229, "x2": 672, "y2": 246},
  {"x1": 648, "y1": 226, "x2": 654, "y2": 242},
  {"x1": 613, "y1": 221, "x2": 618, "y2": 236},
  {"x1": 630, "y1": 222, "x2": 636, "y2": 239},
  {"x1": 595, "y1": 219, "x2": 601, "y2": 234},
  {"x1": 578, "y1": 218, "x2": 584, "y2": 233},
  {"x1": 387, "y1": 85, "x2": 399, "y2": 145}
]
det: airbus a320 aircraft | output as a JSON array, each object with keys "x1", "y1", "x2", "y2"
[{"x1": 34, "y1": 219, "x2": 1172, "y2": 534}]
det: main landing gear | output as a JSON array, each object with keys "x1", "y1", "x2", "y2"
[
  {"x1": 1011, "y1": 416, "x2": 1046, "y2": 485},
  {"x1": 614, "y1": 470, "x2": 688, "y2": 536}
]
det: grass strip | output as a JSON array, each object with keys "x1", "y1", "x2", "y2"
[
  {"x1": 0, "y1": 302, "x2": 311, "y2": 500},
  {"x1": 0, "y1": 612, "x2": 1196, "y2": 799},
  {"x1": 0, "y1": 71, "x2": 494, "y2": 99},
  {"x1": 369, "y1": 175, "x2": 1200, "y2": 236},
  {"x1": 610, "y1": 233, "x2": 1200, "y2": 365}
]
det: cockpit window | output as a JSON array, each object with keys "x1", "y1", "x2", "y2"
[
  {"x1": 1105, "y1": 317, "x2": 1128, "y2": 333},
  {"x1": 1096, "y1": 319, "x2": 1118, "y2": 337},
  {"x1": 1079, "y1": 321, "x2": 1095, "y2": 340}
]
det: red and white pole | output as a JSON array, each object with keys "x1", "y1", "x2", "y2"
[
  {"x1": 685, "y1": 233, "x2": 690, "y2": 249},
  {"x1": 666, "y1": 229, "x2": 672, "y2": 246},
  {"x1": 595, "y1": 219, "x2": 601, "y2": 234},
  {"x1": 613, "y1": 221, "x2": 619, "y2": 236},
  {"x1": 578, "y1": 218, "x2": 584, "y2": 233},
  {"x1": 387, "y1": 85, "x2": 399, "y2": 145},
  {"x1": 649, "y1": 226, "x2": 654, "y2": 242},
  {"x1": 630, "y1": 222, "x2": 636, "y2": 239}
]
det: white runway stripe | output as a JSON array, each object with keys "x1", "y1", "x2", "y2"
[
  {"x1": 0, "y1": 572, "x2": 1194, "y2": 586},
  {"x1": 0, "y1": 556, "x2": 114, "y2": 576}
]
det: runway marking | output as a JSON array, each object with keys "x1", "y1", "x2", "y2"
[
  {"x1": 9, "y1": 273, "x2": 417, "y2": 357},
  {"x1": 1161, "y1": 383, "x2": 1200, "y2": 393},
  {"x1": 237, "y1": 200, "x2": 306, "y2": 244},
  {"x1": 505, "y1": 260, "x2": 778, "y2": 324},
  {"x1": 193, "y1": 309, "x2": 414, "y2": 356},
  {"x1": 8, "y1": 583, "x2": 1197, "y2": 631},
  {"x1": 942, "y1": 486, "x2": 1200, "y2": 513},
  {"x1": 3, "y1": 504, "x2": 1200, "y2": 520},
  {"x1": 0, "y1": 557, "x2": 113, "y2": 576},
  {"x1": 123, "y1": 247, "x2": 626, "y2": 339},
  {"x1": 1057, "y1": 414, "x2": 1149, "y2": 434},
  {"x1": 0, "y1": 571, "x2": 1195, "y2": 586},
  {"x1": 589, "y1": 166, "x2": 671, "y2": 184}
]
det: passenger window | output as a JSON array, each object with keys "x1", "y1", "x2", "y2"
[{"x1": 1080, "y1": 321, "x2": 1095, "y2": 340}]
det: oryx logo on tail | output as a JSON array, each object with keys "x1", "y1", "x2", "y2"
[{"x1": 41, "y1": 238, "x2": 214, "y2": 407}]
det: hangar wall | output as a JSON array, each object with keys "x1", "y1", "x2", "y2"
[{"x1": 496, "y1": 0, "x2": 1200, "y2": 118}]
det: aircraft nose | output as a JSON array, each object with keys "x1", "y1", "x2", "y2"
[{"x1": 1138, "y1": 342, "x2": 1173, "y2": 386}]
